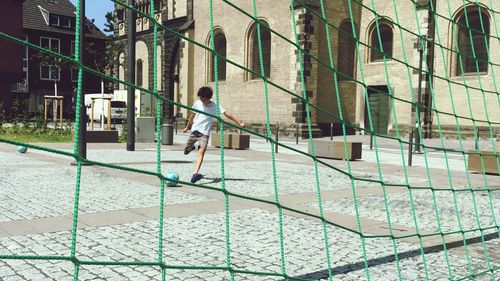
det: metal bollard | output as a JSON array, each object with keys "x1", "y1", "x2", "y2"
[
  {"x1": 408, "y1": 127, "x2": 414, "y2": 167},
  {"x1": 474, "y1": 127, "x2": 479, "y2": 150},
  {"x1": 296, "y1": 123, "x2": 299, "y2": 144}
]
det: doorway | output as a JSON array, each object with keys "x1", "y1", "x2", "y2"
[{"x1": 364, "y1": 85, "x2": 390, "y2": 136}]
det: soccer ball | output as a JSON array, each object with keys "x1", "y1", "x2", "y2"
[
  {"x1": 17, "y1": 145, "x2": 28, "y2": 154},
  {"x1": 165, "y1": 171, "x2": 179, "y2": 187}
]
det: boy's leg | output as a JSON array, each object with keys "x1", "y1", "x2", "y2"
[
  {"x1": 193, "y1": 146, "x2": 206, "y2": 174},
  {"x1": 184, "y1": 131, "x2": 199, "y2": 155},
  {"x1": 190, "y1": 147, "x2": 206, "y2": 183},
  {"x1": 191, "y1": 134, "x2": 209, "y2": 183}
]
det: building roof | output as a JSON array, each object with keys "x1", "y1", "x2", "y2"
[{"x1": 23, "y1": 0, "x2": 106, "y2": 39}]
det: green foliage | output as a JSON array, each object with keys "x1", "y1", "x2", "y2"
[
  {"x1": 0, "y1": 126, "x2": 72, "y2": 143},
  {"x1": 10, "y1": 99, "x2": 30, "y2": 127},
  {"x1": 0, "y1": 102, "x2": 4, "y2": 127},
  {"x1": 104, "y1": 11, "x2": 115, "y2": 33},
  {"x1": 119, "y1": 118, "x2": 127, "y2": 143}
]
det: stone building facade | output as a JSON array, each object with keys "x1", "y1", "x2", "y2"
[
  {"x1": 114, "y1": 0, "x2": 499, "y2": 138},
  {"x1": 356, "y1": 0, "x2": 500, "y2": 138},
  {"x1": 113, "y1": 0, "x2": 363, "y2": 136},
  {"x1": 184, "y1": 0, "x2": 363, "y2": 136},
  {"x1": 114, "y1": 0, "x2": 192, "y2": 118}
]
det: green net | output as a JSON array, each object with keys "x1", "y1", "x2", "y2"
[{"x1": 0, "y1": 0, "x2": 499, "y2": 280}]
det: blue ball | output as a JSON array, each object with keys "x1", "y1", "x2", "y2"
[
  {"x1": 165, "y1": 171, "x2": 179, "y2": 187},
  {"x1": 17, "y1": 145, "x2": 28, "y2": 154}
]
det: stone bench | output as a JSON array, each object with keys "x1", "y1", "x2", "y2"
[
  {"x1": 308, "y1": 140, "x2": 362, "y2": 160},
  {"x1": 468, "y1": 150, "x2": 500, "y2": 175},
  {"x1": 211, "y1": 132, "x2": 250, "y2": 149}
]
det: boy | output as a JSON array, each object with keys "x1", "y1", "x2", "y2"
[{"x1": 182, "y1": 86, "x2": 245, "y2": 183}]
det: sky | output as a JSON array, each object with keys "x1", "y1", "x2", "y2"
[{"x1": 69, "y1": 0, "x2": 115, "y2": 34}]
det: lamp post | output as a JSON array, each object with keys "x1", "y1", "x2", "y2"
[
  {"x1": 415, "y1": 35, "x2": 425, "y2": 153},
  {"x1": 408, "y1": 35, "x2": 425, "y2": 166},
  {"x1": 127, "y1": 0, "x2": 136, "y2": 151},
  {"x1": 77, "y1": 0, "x2": 87, "y2": 161}
]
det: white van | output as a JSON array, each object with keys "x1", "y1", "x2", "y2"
[
  {"x1": 113, "y1": 89, "x2": 141, "y2": 117},
  {"x1": 85, "y1": 93, "x2": 126, "y2": 123},
  {"x1": 113, "y1": 89, "x2": 158, "y2": 117}
]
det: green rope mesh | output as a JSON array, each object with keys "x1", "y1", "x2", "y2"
[{"x1": 0, "y1": 0, "x2": 499, "y2": 280}]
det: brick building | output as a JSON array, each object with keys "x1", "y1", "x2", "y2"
[
  {"x1": 7, "y1": 0, "x2": 107, "y2": 118},
  {"x1": 0, "y1": 0, "x2": 25, "y2": 118}
]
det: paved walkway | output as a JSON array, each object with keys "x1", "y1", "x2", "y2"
[{"x1": 0, "y1": 133, "x2": 498, "y2": 280}]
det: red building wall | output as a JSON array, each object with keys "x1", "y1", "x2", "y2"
[{"x1": 0, "y1": 0, "x2": 25, "y2": 116}]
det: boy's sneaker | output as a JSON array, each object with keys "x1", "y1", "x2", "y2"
[
  {"x1": 190, "y1": 173, "x2": 203, "y2": 183},
  {"x1": 184, "y1": 145, "x2": 195, "y2": 155}
]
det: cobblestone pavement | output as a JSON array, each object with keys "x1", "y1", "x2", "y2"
[
  {"x1": 309, "y1": 188, "x2": 499, "y2": 234},
  {"x1": 0, "y1": 138, "x2": 498, "y2": 280},
  {"x1": 0, "y1": 164, "x2": 214, "y2": 222},
  {"x1": 1, "y1": 209, "x2": 498, "y2": 280}
]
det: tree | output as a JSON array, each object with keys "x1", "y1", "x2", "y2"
[
  {"x1": 87, "y1": 39, "x2": 125, "y2": 92},
  {"x1": 104, "y1": 11, "x2": 115, "y2": 33},
  {"x1": 31, "y1": 46, "x2": 69, "y2": 97}
]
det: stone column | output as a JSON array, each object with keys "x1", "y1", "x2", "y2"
[{"x1": 291, "y1": 6, "x2": 322, "y2": 138}]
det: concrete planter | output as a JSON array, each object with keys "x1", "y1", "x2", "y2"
[
  {"x1": 468, "y1": 150, "x2": 500, "y2": 175},
  {"x1": 308, "y1": 140, "x2": 362, "y2": 160},
  {"x1": 211, "y1": 132, "x2": 250, "y2": 150}
]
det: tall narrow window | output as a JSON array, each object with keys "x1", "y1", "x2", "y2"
[
  {"x1": 208, "y1": 31, "x2": 227, "y2": 82},
  {"x1": 14, "y1": 36, "x2": 29, "y2": 92},
  {"x1": 338, "y1": 20, "x2": 356, "y2": 80},
  {"x1": 248, "y1": 20, "x2": 271, "y2": 80},
  {"x1": 454, "y1": 6, "x2": 490, "y2": 75},
  {"x1": 369, "y1": 21, "x2": 393, "y2": 62},
  {"x1": 71, "y1": 41, "x2": 78, "y2": 82},
  {"x1": 136, "y1": 59, "x2": 143, "y2": 87},
  {"x1": 154, "y1": 1, "x2": 161, "y2": 12},
  {"x1": 118, "y1": 52, "x2": 125, "y2": 90}
]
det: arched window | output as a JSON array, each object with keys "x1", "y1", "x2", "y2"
[
  {"x1": 454, "y1": 6, "x2": 490, "y2": 75},
  {"x1": 338, "y1": 20, "x2": 356, "y2": 80},
  {"x1": 136, "y1": 59, "x2": 143, "y2": 87},
  {"x1": 369, "y1": 21, "x2": 393, "y2": 62},
  {"x1": 247, "y1": 20, "x2": 271, "y2": 80},
  {"x1": 208, "y1": 31, "x2": 227, "y2": 82}
]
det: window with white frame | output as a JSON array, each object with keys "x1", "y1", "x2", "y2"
[
  {"x1": 49, "y1": 14, "x2": 59, "y2": 26},
  {"x1": 22, "y1": 36, "x2": 29, "y2": 91},
  {"x1": 40, "y1": 37, "x2": 60, "y2": 80},
  {"x1": 61, "y1": 17, "x2": 71, "y2": 28}
]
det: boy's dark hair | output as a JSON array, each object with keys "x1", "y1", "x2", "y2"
[{"x1": 197, "y1": 86, "x2": 213, "y2": 99}]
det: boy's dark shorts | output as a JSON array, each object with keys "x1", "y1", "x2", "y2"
[{"x1": 185, "y1": 131, "x2": 209, "y2": 151}]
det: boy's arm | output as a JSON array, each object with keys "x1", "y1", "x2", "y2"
[
  {"x1": 223, "y1": 111, "x2": 245, "y2": 128},
  {"x1": 182, "y1": 113, "x2": 195, "y2": 133}
]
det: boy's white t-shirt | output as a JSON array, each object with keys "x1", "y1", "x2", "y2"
[{"x1": 191, "y1": 100, "x2": 225, "y2": 135}]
